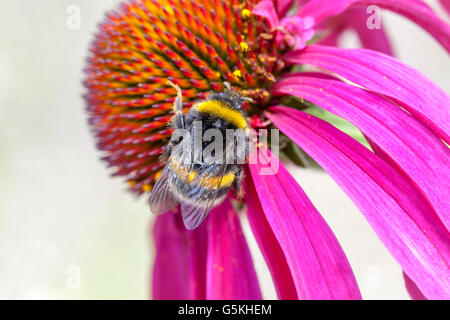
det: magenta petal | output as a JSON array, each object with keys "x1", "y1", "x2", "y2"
[
  {"x1": 152, "y1": 211, "x2": 207, "y2": 299},
  {"x1": 275, "y1": 0, "x2": 294, "y2": 17},
  {"x1": 245, "y1": 173, "x2": 298, "y2": 299},
  {"x1": 284, "y1": 45, "x2": 450, "y2": 143},
  {"x1": 248, "y1": 146, "x2": 361, "y2": 299},
  {"x1": 267, "y1": 109, "x2": 450, "y2": 299},
  {"x1": 439, "y1": 0, "x2": 450, "y2": 16},
  {"x1": 315, "y1": 8, "x2": 393, "y2": 55},
  {"x1": 298, "y1": 0, "x2": 450, "y2": 51},
  {"x1": 341, "y1": 8, "x2": 393, "y2": 55},
  {"x1": 404, "y1": 273, "x2": 427, "y2": 300},
  {"x1": 206, "y1": 200, "x2": 262, "y2": 299},
  {"x1": 317, "y1": 27, "x2": 341, "y2": 47},
  {"x1": 252, "y1": 0, "x2": 280, "y2": 29},
  {"x1": 273, "y1": 77, "x2": 450, "y2": 231}
]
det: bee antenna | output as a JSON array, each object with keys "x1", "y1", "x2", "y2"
[
  {"x1": 167, "y1": 79, "x2": 178, "y2": 90},
  {"x1": 167, "y1": 79, "x2": 182, "y2": 98},
  {"x1": 223, "y1": 82, "x2": 232, "y2": 91},
  {"x1": 222, "y1": 81, "x2": 253, "y2": 103}
]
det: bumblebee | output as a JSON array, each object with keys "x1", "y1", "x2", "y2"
[{"x1": 149, "y1": 81, "x2": 251, "y2": 229}]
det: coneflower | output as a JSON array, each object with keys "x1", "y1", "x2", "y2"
[{"x1": 84, "y1": 0, "x2": 450, "y2": 300}]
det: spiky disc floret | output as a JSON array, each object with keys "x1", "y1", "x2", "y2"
[{"x1": 84, "y1": 0, "x2": 284, "y2": 194}]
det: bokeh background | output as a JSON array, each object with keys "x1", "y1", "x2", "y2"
[{"x1": 0, "y1": 0, "x2": 448, "y2": 299}]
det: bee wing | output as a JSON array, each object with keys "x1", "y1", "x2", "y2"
[
  {"x1": 181, "y1": 197, "x2": 219, "y2": 230},
  {"x1": 148, "y1": 164, "x2": 180, "y2": 215},
  {"x1": 149, "y1": 136, "x2": 194, "y2": 215},
  {"x1": 180, "y1": 141, "x2": 235, "y2": 229}
]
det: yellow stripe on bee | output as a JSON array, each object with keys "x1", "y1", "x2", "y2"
[
  {"x1": 169, "y1": 158, "x2": 235, "y2": 189},
  {"x1": 195, "y1": 100, "x2": 247, "y2": 129}
]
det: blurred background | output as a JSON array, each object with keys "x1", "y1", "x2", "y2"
[{"x1": 0, "y1": 0, "x2": 448, "y2": 299}]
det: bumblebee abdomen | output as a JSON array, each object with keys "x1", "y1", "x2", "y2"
[{"x1": 168, "y1": 157, "x2": 235, "y2": 201}]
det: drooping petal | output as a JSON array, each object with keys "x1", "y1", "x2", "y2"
[
  {"x1": 281, "y1": 71, "x2": 339, "y2": 81},
  {"x1": 152, "y1": 210, "x2": 207, "y2": 299},
  {"x1": 315, "y1": 8, "x2": 393, "y2": 55},
  {"x1": 284, "y1": 45, "x2": 450, "y2": 143},
  {"x1": 317, "y1": 27, "x2": 341, "y2": 47},
  {"x1": 273, "y1": 76, "x2": 450, "y2": 231},
  {"x1": 439, "y1": 0, "x2": 450, "y2": 16},
  {"x1": 252, "y1": 0, "x2": 280, "y2": 29},
  {"x1": 275, "y1": 0, "x2": 295, "y2": 17},
  {"x1": 297, "y1": 0, "x2": 450, "y2": 51},
  {"x1": 404, "y1": 273, "x2": 427, "y2": 300},
  {"x1": 247, "y1": 146, "x2": 361, "y2": 299},
  {"x1": 245, "y1": 173, "x2": 298, "y2": 299},
  {"x1": 267, "y1": 108, "x2": 450, "y2": 299},
  {"x1": 340, "y1": 8, "x2": 393, "y2": 55},
  {"x1": 206, "y1": 200, "x2": 262, "y2": 299}
]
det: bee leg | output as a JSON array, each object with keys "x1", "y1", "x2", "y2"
[
  {"x1": 167, "y1": 80, "x2": 185, "y2": 129},
  {"x1": 161, "y1": 143, "x2": 172, "y2": 162},
  {"x1": 233, "y1": 167, "x2": 245, "y2": 199}
]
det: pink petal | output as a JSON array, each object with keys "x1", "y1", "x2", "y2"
[
  {"x1": 281, "y1": 71, "x2": 339, "y2": 81},
  {"x1": 297, "y1": 0, "x2": 450, "y2": 52},
  {"x1": 315, "y1": 8, "x2": 393, "y2": 55},
  {"x1": 317, "y1": 27, "x2": 342, "y2": 47},
  {"x1": 267, "y1": 108, "x2": 450, "y2": 299},
  {"x1": 275, "y1": 0, "x2": 295, "y2": 17},
  {"x1": 366, "y1": 134, "x2": 432, "y2": 298},
  {"x1": 152, "y1": 210, "x2": 207, "y2": 299},
  {"x1": 284, "y1": 45, "x2": 450, "y2": 144},
  {"x1": 248, "y1": 146, "x2": 361, "y2": 299},
  {"x1": 206, "y1": 200, "x2": 262, "y2": 299},
  {"x1": 302, "y1": 16, "x2": 315, "y2": 29},
  {"x1": 273, "y1": 76, "x2": 450, "y2": 231},
  {"x1": 439, "y1": 0, "x2": 450, "y2": 16},
  {"x1": 252, "y1": 0, "x2": 280, "y2": 29},
  {"x1": 245, "y1": 172, "x2": 298, "y2": 299},
  {"x1": 404, "y1": 273, "x2": 427, "y2": 300},
  {"x1": 341, "y1": 8, "x2": 393, "y2": 55}
]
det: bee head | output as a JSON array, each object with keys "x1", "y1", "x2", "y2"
[{"x1": 208, "y1": 82, "x2": 253, "y2": 110}]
